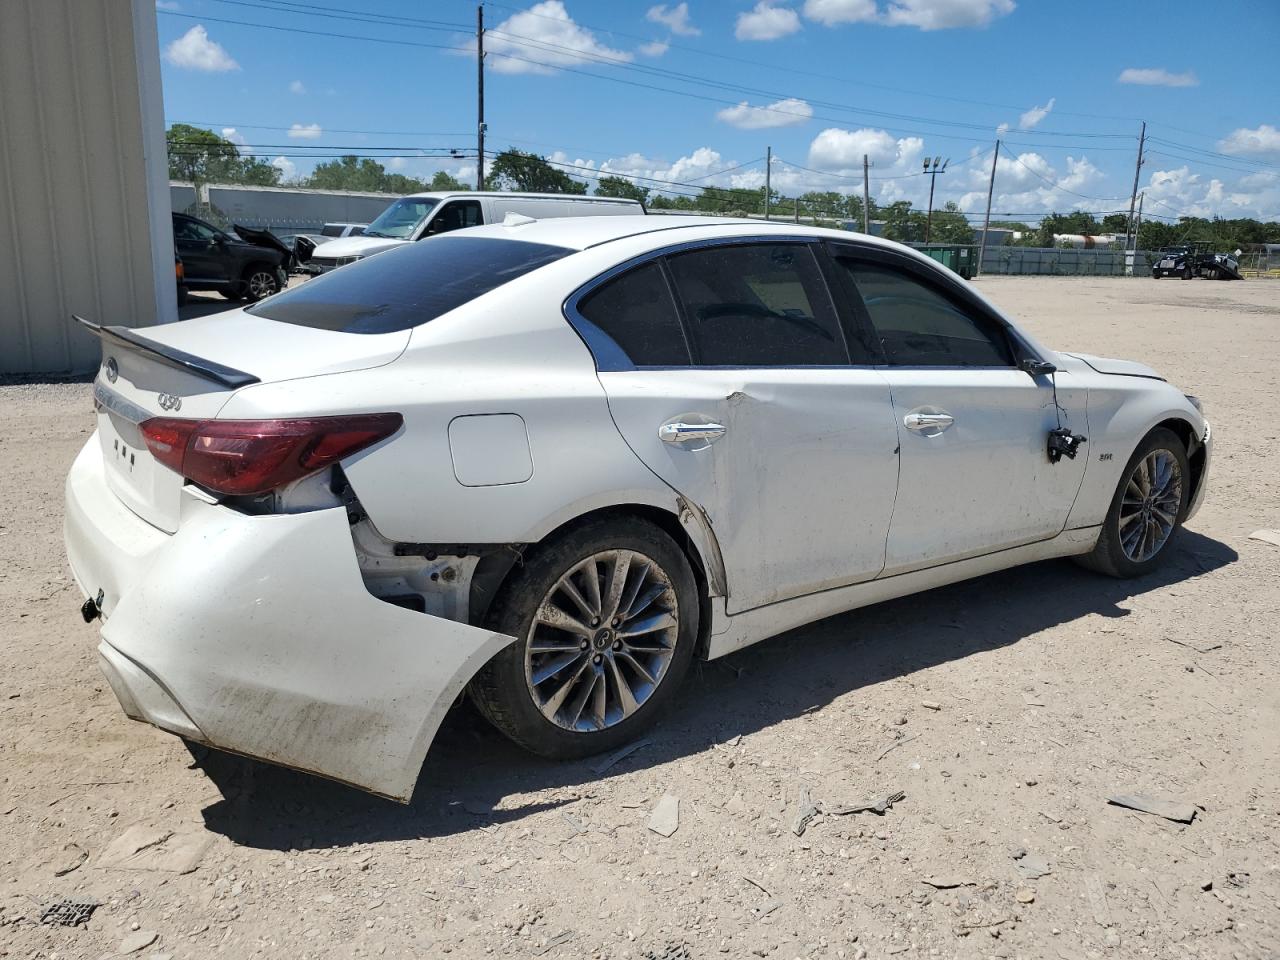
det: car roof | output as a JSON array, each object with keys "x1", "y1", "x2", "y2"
[
  {"x1": 448, "y1": 213, "x2": 911, "y2": 255},
  {"x1": 399, "y1": 191, "x2": 643, "y2": 204}
]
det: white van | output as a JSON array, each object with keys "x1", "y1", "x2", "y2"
[{"x1": 301, "y1": 192, "x2": 644, "y2": 273}]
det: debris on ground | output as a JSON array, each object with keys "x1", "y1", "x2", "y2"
[
  {"x1": 39, "y1": 898, "x2": 99, "y2": 927},
  {"x1": 825, "y1": 791, "x2": 905, "y2": 816},
  {"x1": 1015, "y1": 887, "x2": 1036, "y2": 904},
  {"x1": 531, "y1": 930, "x2": 574, "y2": 955},
  {"x1": 877, "y1": 735, "x2": 917, "y2": 761},
  {"x1": 791, "y1": 788, "x2": 820, "y2": 836},
  {"x1": 922, "y1": 876, "x2": 973, "y2": 889},
  {"x1": 52, "y1": 841, "x2": 87, "y2": 876},
  {"x1": 1247, "y1": 529, "x2": 1280, "y2": 547},
  {"x1": 921, "y1": 700, "x2": 941, "y2": 711},
  {"x1": 1165, "y1": 637, "x2": 1224, "y2": 654},
  {"x1": 119, "y1": 929, "x2": 159, "y2": 953},
  {"x1": 647, "y1": 794, "x2": 680, "y2": 837},
  {"x1": 97, "y1": 821, "x2": 212, "y2": 873},
  {"x1": 1014, "y1": 851, "x2": 1052, "y2": 879},
  {"x1": 1107, "y1": 793, "x2": 1198, "y2": 824},
  {"x1": 591, "y1": 738, "x2": 651, "y2": 775},
  {"x1": 1084, "y1": 874, "x2": 1112, "y2": 928}
]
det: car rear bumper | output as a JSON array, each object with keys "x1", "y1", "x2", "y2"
[{"x1": 64, "y1": 434, "x2": 513, "y2": 802}]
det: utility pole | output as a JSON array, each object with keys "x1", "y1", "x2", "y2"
[
  {"x1": 794, "y1": 197, "x2": 800, "y2": 223},
  {"x1": 476, "y1": 3, "x2": 486, "y2": 191},
  {"x1": 1125, "y1": 120, "x2": 1146, "y2": 253},
  {"x1": 764, "y1": 146, "x2": 771, "y2": 220},
  {"x1": 923, "y1": 156, "x2": 949, "y2": 244},
  {"x1": 862, "y1": 154, "x2": 871, "y2": 234},
  {"x1": 1134, "y1": 190, "x2": 1145, "y2": 253},
  {"x1": 977, "y1": 140, "x2": 1000, "y2": 278}
]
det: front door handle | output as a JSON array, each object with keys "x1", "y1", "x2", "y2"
[
  {"x1": 904, "y1": 412, "x2": 955, "y2": 432},
  {"x1": 659, "y1": 421, "x2": 726, "y2": 444}
]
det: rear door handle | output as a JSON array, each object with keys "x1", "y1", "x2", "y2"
[
  {"x1": 659, "y1": 421, "x2": 726, "y2": 444},
  {"x1": 904, "y1": 412, "x2": 954, "y2": 432}
]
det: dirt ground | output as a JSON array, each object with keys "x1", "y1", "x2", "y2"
[{"x1": 2, "y1": 276, "x2": 1278, "y2": 960}]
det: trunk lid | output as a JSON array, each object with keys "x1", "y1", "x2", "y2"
[{"x1": 81, "y1": 312, "x2": 408, "y2": 532}]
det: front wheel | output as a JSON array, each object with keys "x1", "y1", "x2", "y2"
[
  {"x1": 469, "y1": 517, "x2": 699, "y2": 759},
  {"x1": 1076, "y1": 427, "x2": 1189, "y2": 578},
  {"x1": 241, "y1": 266, "x2": 281, "y2": 302}
]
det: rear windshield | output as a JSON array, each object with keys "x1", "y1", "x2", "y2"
[{"x1": 247, "y1": 236, "x2": 574, "y2": 334}]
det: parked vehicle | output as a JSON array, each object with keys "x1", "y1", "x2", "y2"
[
  {"x1": 174, "y1": 248, "x2": 187, "y2": 307},
  {"x1": 1152, "y1": 244, "x2": 1242, "y2": 280},
  {"x1": 171, "y1": 212, "x2": 290, "y2": 301},
  {"x1": 298, "y1": 192, "x2": 644, "y2": 274},
  {"x1": 67, "y1": 217, "x2": 1210, "y2": 801},
  {"x1": 319, "y1": 222, "x2": 367, "y2": 239}
]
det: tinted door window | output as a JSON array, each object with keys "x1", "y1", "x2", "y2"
[
  {"x1": 665, "y1": 244, "x2": 847, "y2": 366},
  {"x1": 838, "y1": 260, "x2": 1013, "y2": 367},
  {"x1": 174, "y1": 216, "x2": 221, "y2": 242},
  {"x1": 576, "y1": 262, "x2": 690, "y2": 366},
  {"x1": 428, "y1": 200, "x2": 484, "y2": 235}
]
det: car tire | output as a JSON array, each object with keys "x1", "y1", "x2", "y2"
[
  {"x1": 1075, "y1": 427, "x2": 1189, "y2": 579},
  {"x1": 469, "y1": 516, "x2": 700, "y2": 759},
  {"x1": 176, "y1": 284, "x2": 188, "y2": 307},
  {"x1": 241, "y1": 265, "x2": 281, "y2": 302}
]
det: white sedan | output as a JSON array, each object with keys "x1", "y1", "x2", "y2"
[{"x1": 66, "y1": 216, "x2": 1210, "y2": 801}]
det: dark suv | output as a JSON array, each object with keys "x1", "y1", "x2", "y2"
[{"x1": 172, "y1": 213, "x2": 290, "y2": 302}]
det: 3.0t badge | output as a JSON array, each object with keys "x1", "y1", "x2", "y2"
[{"x1": 157, "y1": 393, "x2": 182, "y2": 412}]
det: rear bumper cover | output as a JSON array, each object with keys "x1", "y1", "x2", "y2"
[{"x1": 65, "y1": 435, "x2": 513, "y2": 801}]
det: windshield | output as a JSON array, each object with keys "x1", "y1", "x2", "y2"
[
  {"x1": 246, "y1": 235, "x2": 574, "y2": 334},
  {"x1": 362, "y1": 198, "x2": 438, "y2": 239}
]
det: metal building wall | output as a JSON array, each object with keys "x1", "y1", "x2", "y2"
[{"x1": 0, "y1": 0, "x2": 173, "y2": 375}]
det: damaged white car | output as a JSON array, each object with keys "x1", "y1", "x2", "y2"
[{"x1": 66, "y1": 216, "x2": 1210, "y2": 801}]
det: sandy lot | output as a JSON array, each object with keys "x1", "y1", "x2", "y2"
[{"x1": 2, "y1": 276, "x2": 1277, "y2": 960}]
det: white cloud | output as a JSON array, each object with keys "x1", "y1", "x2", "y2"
[
  {"x1": 639, "y1": 39, "x2": 670, "y2": 56},
  {"x1": 802, "y1": 0, "x2": 876, "y2": 25},
  {"x1": 996, "y1": 122, "x2": 1010, "y2": 137},
  {"x1": 735, "y1": 2, "x2": 802, "y2": 40},
  {"x1": 1218, "y1": 124, "x2": 1280, "y2": 159},
  {"x1": 717, "y1": 97, "x2": 813, "y2": 129},
  {"x1": 388, "y1": 157, "x2": 408, "y2": 171},
  {"x1": 483, "y1": 1, "x2": 632, "y2": 75},
  {"x1": 1117, "y1": 67, "x2": 1198, "y2": 87},
  {"x1": 155, "y1": 1, "x2": 181, "y2": 10},
  {"x1": 271, "y1": 157, "x2": 298, "y2": 181},
  {"x1": 808, "y1": 127, "x2": 922, "y2": 171},
  {"x1": 1018, "y1": 97, "x2": 1054, "y2": 130},
  {"x1": 289, "y1": 79, "x2": 306, "y2": 95},
  {"x1": 163, "y1": 25, "x2": 239, "y2": 72},
  {"x1": 288, "y1": 123, "x2": 323, "y2": 139},
  {"x1": 881, "y1": 0, "x2": 1014, "y2": 30},
  {"x1": 646, "y1": 2, "x2": 700, "y2": 36},
  {"x1": 220, "y1": 127, "x2": 248, "y2": 148}
]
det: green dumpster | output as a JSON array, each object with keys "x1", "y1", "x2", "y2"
[{"x1": 913, "y1": 244, "x2": 974, "y2": 280}]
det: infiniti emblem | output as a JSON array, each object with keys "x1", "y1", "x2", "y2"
[
  {"x1": 104, "y1": 357, "x2": 118, "y2": 383},
  {"x1": 157, "y1": 393, "x2": 182, "y2": 412}
]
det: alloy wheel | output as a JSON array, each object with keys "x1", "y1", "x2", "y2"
[
  {"x1": 1118, "y1": 448, "x2": 1182, "y2": 562},
  {"x1": 247, "y1": 271, "x2": 277, "y2": 299},
  {"x1": 524, "y1": 549, "x2": 679, "y2": 732}
]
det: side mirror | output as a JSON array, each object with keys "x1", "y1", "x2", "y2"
[{"x1": 1021, "y1": 358, "x2": 1057, "y2": 376}]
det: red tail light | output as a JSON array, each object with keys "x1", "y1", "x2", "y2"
[{"x1": 139, "y1": 413, "x2": 403, "y2": 496}]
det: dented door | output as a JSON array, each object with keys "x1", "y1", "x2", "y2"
[{"x1": 600, "y1": 368, "x2": 900, "y2": 614}]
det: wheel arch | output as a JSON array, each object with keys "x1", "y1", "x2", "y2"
[
  {"x1": 469, "y1": 501, "x2": 719, "y2": 659},
  {"x1": 1152, "y1": 416, "x2": 1207, "y2": 520}
]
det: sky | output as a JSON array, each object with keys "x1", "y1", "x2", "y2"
[{"x1": 155, "y1": 0, "x2": 1280, "y2": 225}]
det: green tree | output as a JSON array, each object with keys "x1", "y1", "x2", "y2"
[
  {"x1": 306, "y1": 156, "x2": 424, "y2": 193},
  {"x1": 429, "y1": 170, "x2": 470, "y2": 191},
  {"x1": 594, "y1": 175, "x2": 650, "y2": 204},
  {"x1": 879, "y1": 201, "x2": 924, "y2": 242},
  {"x1": 166, "y1": 123, "x2": 281, "y2": 187},
  {"x1": 485, "y1": 149, "x2": 580, "y2": 193},
  {"x1": 1101, "y1": 213, "x2": 1130, "y2": 233},
  {"x1": 926, "y1": 202, "x2": 975, "y2": 244}
]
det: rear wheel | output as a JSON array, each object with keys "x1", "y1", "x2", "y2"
[
  {"x1": 1076, "y1": 427, "x2": 1188, "y2": 578},
  {"x1": 469, "y1": 517, "x2": 699, "y2": 759}
]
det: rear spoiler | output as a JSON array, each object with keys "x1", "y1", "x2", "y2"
[{"x1": 72, "y1": 315, "x2": 260, "y2": 389}]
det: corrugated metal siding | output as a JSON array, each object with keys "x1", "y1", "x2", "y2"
[{"x1": 0, "y1": 0, "x2": 172, "y2": 374}]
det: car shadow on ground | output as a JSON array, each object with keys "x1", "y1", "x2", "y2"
[
  {"x1": 195, "y1": 529, "x2": 1236, "y2": 850},
  {"x1": 178, "y1": 292, "x2": 243, "y2": 321}
]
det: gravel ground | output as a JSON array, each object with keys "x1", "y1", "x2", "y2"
[{"x1": 1, "y1": 276, "x2": 1278, "y2": 960}]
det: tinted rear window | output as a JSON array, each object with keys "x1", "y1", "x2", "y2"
[{"x1": 247, "y1": 236, "x2": 573, "y2": 334}]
